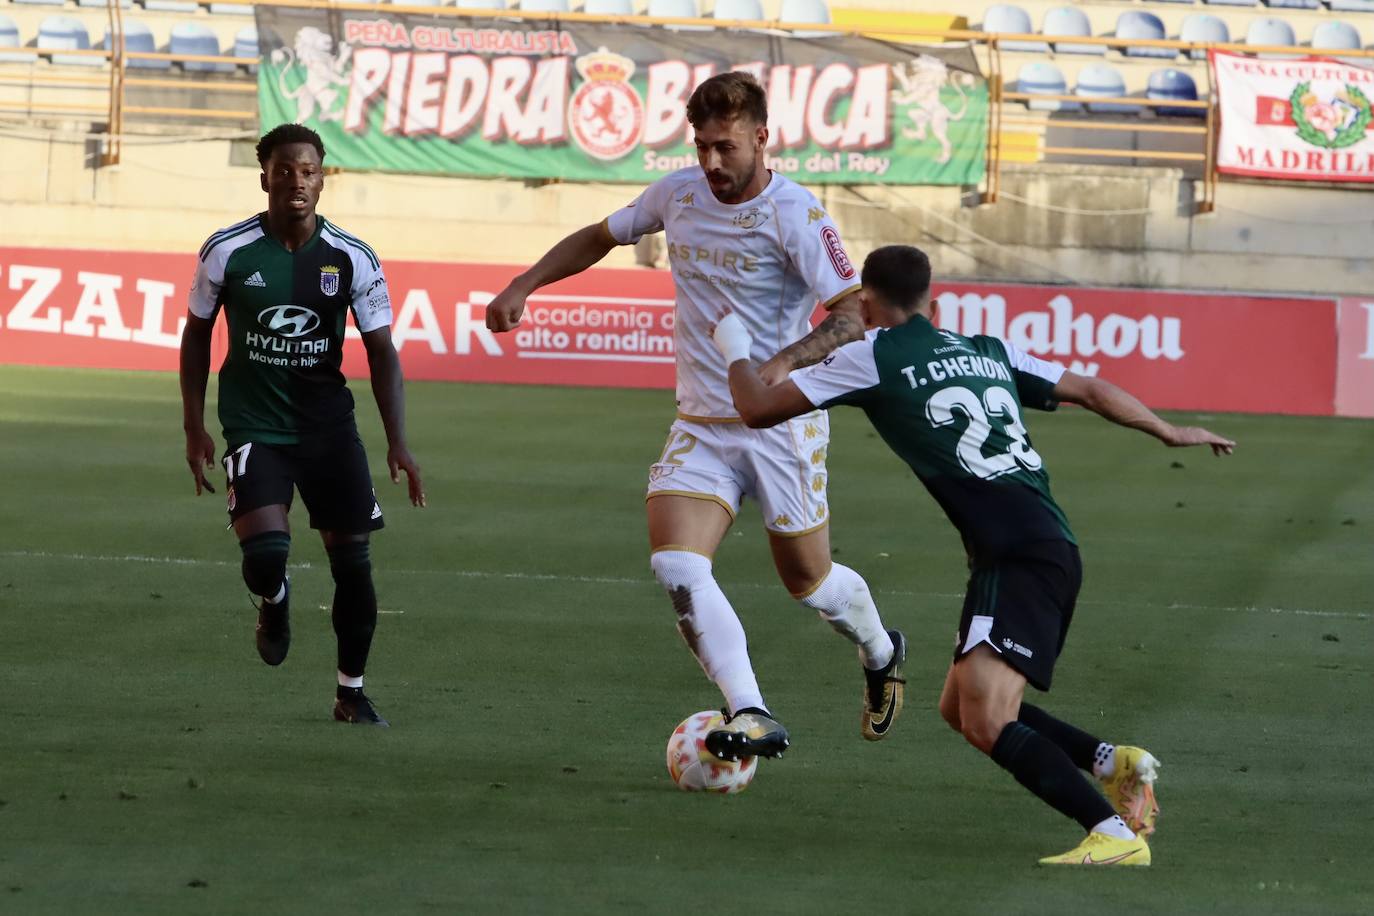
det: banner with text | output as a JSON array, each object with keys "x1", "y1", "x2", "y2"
[
  {"x1": 1213, "y1": 50, "x2": 1374, "y2": 182},
  {"x1": 254, "y1": 8, "x2": 986, "y2": 185},
  {"x1": 0, "y1": 247, "x2": 1355, "y2": 417}
]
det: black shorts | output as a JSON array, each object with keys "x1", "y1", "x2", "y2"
[
  {"x1": 953, "y1": 540, "x2": 1082, "y2": 692},
  {"x1": 222, "y1": 427, "x2": 384, "y2": 534}
]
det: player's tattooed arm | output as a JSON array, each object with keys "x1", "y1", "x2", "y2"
[{"x1": 756, "y1": 292, "x2": 864, "y2": 385}]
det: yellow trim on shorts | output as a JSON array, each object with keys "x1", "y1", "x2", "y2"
[
  {"x1": 650, "y1": 544, "x2": 714, "y2": 559},
  {"x1": 675, "y1": 412, "x2": 744, "y2": 424},
  {"x1": 790, "y1": 564, "x2": 835, "y2": 600},
  {"x1": 765, "y1": 518, "x2": 830, "y2": 539},
  {"x1": 645, "y1": 490, "x2": 737, "y2": 519},
  {"x1": 820, "y1": 284, "x2": 863, "y2": 310}
]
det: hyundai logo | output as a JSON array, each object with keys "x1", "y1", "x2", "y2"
[{"x1": 257, "y1": 305, "x2": 321, "y2": 338}]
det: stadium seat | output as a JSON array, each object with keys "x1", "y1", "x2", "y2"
[
  {"x1": 208, "y1": 4, "x2": 254, "y2": 14},
  {"x1": 983, "y1": 5, "x2": 1048, "y2": 52},
  {"x1": 38, "y1": 16, "x2": 103, "y2": 67},
  {"x1": 405, "y1": 0, "x2": 446, "y2": 6},
  {"x1": 714, "y1": 0, "x2": 764, "y2": 20},
  {"x1": 1117, "y1": 12, "x2": 1175, "y2": 60},
  {"x1": 1265, "y1": 0, "x2": 1319, "y2": 9},
  {"x1": 1246, "y1": 18, "x2": 1298, "y2": 57},
  {"x1": 455, "y1": 0, "x2": 508, "y2": 8},
  {"x1": 585, "y1": 0, "x2": 635, "y2": 13},
  {"x1": 78, "y1": 0, "x2": 132, "y2": 8},
  {"x1": 520, "y1": 0, "x2": 571, "y2": 10},
  {"x1": 143, "y1": 0, "x2": 200, "y2": 13},
  {"x1": 648, "y1": 0, "x2": 708, "y2": 28},
  {"x1": 1148, "y1": 68, "x2": 1204, "y2": 117},
  {"x1": 779, "y1": 0, "x2": 834, "y2": 38},
  {"x1": 1204, "y1": 0, "x2": 1258, "y2": 7},
  {"x1": 1330, "y1": 0, "x2": 1374, "y2": 12},
  {"x1": 104, "y1": 19, "x2": 169, "y2": 71},
  {"x1": 1311, "y1": 21, "x2": 1361, "y2": 52},
  {"x1": 1017, "y1": 61, "x2": 1077, "y2": 111},
  {"x1": 1076, "y1": 63, "x2": 1137, "y2": 114},
  {"x1": 171, "y1": 22, "x2": 232, "y2": 73},
  {"x1": 1181, "y1": 14, "x2": 1230, "y2": 60},
  {"x1": 1042, "y1": 7, "x2": 1102, "y2": 56},
  {"x1": 233, "y1": 25, "x2": 257, "y2": 73},
  {"x1": 13, "y1": 0, "x2": 65, "y2": 7},
  {"x1": 0, "y1": 14, "x2": 27, "y2": 63}
]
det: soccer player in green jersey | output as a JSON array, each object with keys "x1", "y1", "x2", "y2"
[
  {"x1": 179, "y1": 124, "x2": 425, "y2": 727},
  {"x1": 712, "y1": 245, "x2": 1234, "y2": 866}
]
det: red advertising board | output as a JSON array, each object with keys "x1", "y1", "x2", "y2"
[{"x1": 0, "y1": 246, "x2": 1357, "y2": 417}]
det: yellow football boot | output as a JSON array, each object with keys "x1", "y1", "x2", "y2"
[
  {"x1": 1100, "y1": 746, "x2": 1161, "y2": 836},
  {"x1": 1038, "y1": 831, "x2": 1151, "y2": 867},
  {"x1": 862, "y1": 629, "x2": 907, "y2": 741}
]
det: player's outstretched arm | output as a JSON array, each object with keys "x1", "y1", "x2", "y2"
[
  {"x1": 1053, "y1": 372, "x2": 1236, "y2": 456},
  {"x1": 485, "y1": 222, "x2": 620, "y2": 332},
  {"x1": 756, "y1": 291, "x2": 865, "y2": 385},
  {"x1": 362, "y1": 326, "x2": 426, "y2": 507},
  {"x1": 714, "y1": 314, "x2": 815, "y2": 428},
  {"x1": 179, "y1": 313, "x2": 217, "y2": 495}
]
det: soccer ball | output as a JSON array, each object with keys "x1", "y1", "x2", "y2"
[{"x1": 665, "y1": 710, "x2": 758, "y2": 794}]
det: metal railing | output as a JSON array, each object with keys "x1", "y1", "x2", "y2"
[{"x1": 5, "y1": 0, "x2": 1370, "y2": 211}]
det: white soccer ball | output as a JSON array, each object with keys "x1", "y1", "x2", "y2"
[{"x1": 665, "y1": 710, "x2": 758, "y2": 794}]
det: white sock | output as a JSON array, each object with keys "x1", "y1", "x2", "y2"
[
  {"x1": 263, "y1": 581, "x2": 287, "y2": 605},
  {"x1": 651, "y1": 550, "x2": 765, "y2": 714},
  {"x1": 1093, "y1": 742, "x2": 1117, "y2": 779},
  {"x1": 1090, "y1": 815, "x2": 1136, "y2": 841},
  {"x1": 799, "y1": 563, "x2": 893, "y2": 670},
  {"x1": 338, "y1": 672, "x2": 363, "y2": 689}
]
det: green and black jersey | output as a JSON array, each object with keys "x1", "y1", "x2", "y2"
[
  {"x1": 792, "y1": 315, "x2": 1075, "y2": 561},
  {"x1": 190, "y1": 213, "x2": 392, "y2": 446}
]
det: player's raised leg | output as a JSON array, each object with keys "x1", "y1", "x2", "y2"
[
  {"x1": 648, "y1": 493, "x2": 787, "y2": 760},
  {"x1": 233, "y1": 504, "x2": 292, "y2": 667}
]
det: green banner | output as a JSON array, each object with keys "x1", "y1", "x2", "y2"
[{"x1": 255, "y1": 9, "x2": 985, "y2": 185}]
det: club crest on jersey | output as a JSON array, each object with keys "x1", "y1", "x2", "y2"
[
  {"x1": 568, "y1": 48, "x2": 644, "y2": 162},
  {"x1": 732, "y1": 208, "x2": 769, "y2": 231},
  {"x1": 320, "y1": 265, "x2": 341, "y2": 296}
]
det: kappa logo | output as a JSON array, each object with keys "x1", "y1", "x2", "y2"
[
  {"x1": 820, "y1": 226, "x2": 855, "y2": 280},
  {"x1": 677, "y1": 192, "x2": 695, "y2": 206},
  {"x1": 806, "y1": 207, "x2": 826, "y2": 224},
  {"x1": 257, "y1": 304, "x2": 321, "y2": 338},
  {"x1": 243, "y1": 271, "x2": 267, "y2": 288}
]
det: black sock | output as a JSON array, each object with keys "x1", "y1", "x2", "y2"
[
  {"x1": 327, "y1": 541, "x2": 377, "y2": 678},
  {"x1": 990, "y1": 722, "x2": 1116, "y2": 832},
  {"x1": 1018, "y1": 703, "x2": 1102, "y2": 772},
  {"x1": 240, "y1": 531, "x2": 290, "y2": 601}
]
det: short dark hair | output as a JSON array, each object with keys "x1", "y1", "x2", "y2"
[
  {"x1": 861, "y1": 245, "x2": 932, "y2": 311},
  {"x1": 686, "y1": 71, "x2": 768, "y2": 129},
  {"x1": 256, "y1": 123, "x2": 325, "y2": 168}
]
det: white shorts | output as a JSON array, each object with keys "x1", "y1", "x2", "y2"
[{"x1": 646, "y1": 414, "x2": 830, "y2": 537}]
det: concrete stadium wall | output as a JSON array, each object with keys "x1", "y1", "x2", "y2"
[{"x1": 2, "y1": 130, "x2": 1371, "y2": 296}]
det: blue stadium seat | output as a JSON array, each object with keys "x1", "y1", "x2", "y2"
[
  {"x1": 233, "y1": 25, "x2": 257, "y2": 72},
  {"x1": 0, "y1": 13, "x2": 27, "y2": 63},
  {"x1": 648, "y1": 0, "x2": 708, "y2": 28},
  {"x1": 1265, "y1": 0, "x2": 1318, "y2": 9},
  {"x1": 520, "y1": 0, "x2": 571, "y2": 11},
  {"x1": 1017, "y1": 61, "x2": 1077, "y2": 111},
  {"x1": 1204, "y1": 0, "x2": 1258, "y2": 7},
  {"x1": 1043, "y1": 7, "x2": 1102, "y2": 56},
  {"x1": 1312, "y1": 21, "x2": 1361, "y2": 52},
  {"x1": 1246, "y1": 18, "x2": 1298, "y2": 57},
  {"x1": 779, "y1": 0, "x2": 834, "y2": 38},
  {"x1": 39, "y1": 16, "x2": 102, "y2": 67},
  {"x1": 585, "y1": 0, "x2": 635, "y2": 13},
  {"x1": 1117, "y1": 11, "x2": 1176, "y2": 59},
  {"x1": 143, "y1": 0, "x2": 200, "y2": 13},
  {"x1": 1181, "y1": 13, "x2": 1229, "y2": 60},
  {"x1": 983, "y1": 5, "x2": 1049, "y2": 53},
  {"x1": 171, "y1": 22, "x2": 232, "y2": 73},
  {"x1": 1076, "y1": 63, "x2": 1137, "y2": 113},
  {"x1": 1330, "y1": 0, "x2": 1374, "y2": 12},
  {"x1": 714, "y1": 0, "x2": 763, "y2": 20},
  {"x1": 1152, "y1": 0, "x2": 1194, "y2": 4},
  {"x1": 1148, "y1": 68, "x2": 1203, "y2": 117},
  {"x1": 104, "y1": 19, "x2": 168, "y2": 71}
]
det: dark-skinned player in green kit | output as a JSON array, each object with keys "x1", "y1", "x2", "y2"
[
  {"x1": 179, "y1": 124, "x2": 425, "y2": 726},
  {"x1": 712, "y1": 244, "x2": 1235, "y2": 865}
]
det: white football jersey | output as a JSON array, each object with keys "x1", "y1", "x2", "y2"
[{"x1": 605, "y1": 167, "x2": 860, "y2": 420}]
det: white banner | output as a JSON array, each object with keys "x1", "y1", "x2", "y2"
[{"x1": 1212, "y1": 50, "x2": 1374, "y2": 182}]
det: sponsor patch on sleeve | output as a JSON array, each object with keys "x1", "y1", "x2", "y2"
[{"x1": 821, "y1": 226, "x2": 855, "y2": 280}]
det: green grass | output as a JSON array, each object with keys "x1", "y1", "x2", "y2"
[{"x1": 0, "y1": 364, "x2": 1370, "y2": 915}]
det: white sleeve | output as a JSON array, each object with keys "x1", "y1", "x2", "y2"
[
  {"x1": 349, "y1": 253, "x2": 392, "y2": 333},
  {"x1": 779, "y1": 192, "x2": 861, "y2": 309},
  {"x1": 188, "y1": 244, "x2": 226, "y2": 319},
  {"x1": 790, "y1": 333, "x2": 881, "y2": 408},
  {"x1": 1001, "y1": 338, "x2": 1065, "y2": 385},
  {"x1": 603, "y1": 172, "x2": 681, "y2": 245}
]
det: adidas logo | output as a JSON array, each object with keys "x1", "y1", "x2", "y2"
[
  {"x1": 244, "y1": 271, "x2": 267, "y2": 288},
  {"x1": 370, "y1": 502, "x2": 383, "y2": 521}
]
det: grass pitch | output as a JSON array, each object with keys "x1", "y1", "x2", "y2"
[{"x1": 0, "y1": 364, "x2": 1370, "y2": 915}]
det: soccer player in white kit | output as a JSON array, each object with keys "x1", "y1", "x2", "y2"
[{"x1": 485, "y1": 72, "x2": 907, "y2": 761}]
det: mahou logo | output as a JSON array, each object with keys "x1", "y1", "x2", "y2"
[{"x1": 568, "y1": 48, "x2": 644, "y2": 162}]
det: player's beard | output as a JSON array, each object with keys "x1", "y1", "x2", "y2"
[{"x1": 708, "y1": 164, "x2": 755, "y2": 204}]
